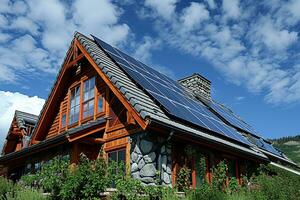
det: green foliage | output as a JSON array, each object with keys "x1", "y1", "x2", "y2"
[
  {"x1": 0, "y1": 176, "x2": 46, "y2": 200},
  {"x1": 0, "y1": 176, "x2": 13, "y2": 199},
  {"x1": 212, "y1": 160, "x2": 228, "y2": 191},
  {"x1": 226, "y1": 177, "x2": 239, "y2": 194},
  {"x1": 176, "y1": 166, "x2": 191, "y2": 191},
  {"x1": 59, "y1": 155, "x2": 109, "y2": 200},
  {"x1": 271, "y1": 135, "x2": 300, "y2": 166}
]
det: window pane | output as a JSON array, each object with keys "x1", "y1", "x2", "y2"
[
  {"x1": 108, "y1": 152, "x2": 117, "y2": 162},
  {"x1": 61, "y1": 114, "x2": 66, "y2": 127},
  {"x1": 89, "y1": 88, "x2": 95, "y2": 99},
  {"x1": 228, "y1": 160, "x2": 236, "y2": 178},
  {"x1": 118, "y1": 149, "x2": 126, "y2": 163},
  {"x1": 98, "y1": 97, "x2": 103, "y2": 113},
  {"x1": 89, "y1": 100, "x2": 94, "y2": 116}
]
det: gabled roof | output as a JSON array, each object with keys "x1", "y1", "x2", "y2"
[
  {"x1": 1, "y1": 110, "x2": 38, "y2": 155},
  {"x1": 14, "y1": 110, "x2": 38, "y2": 129},
  {"x1": 74, "y1": 32, "x2": 267, "y2": 161}
]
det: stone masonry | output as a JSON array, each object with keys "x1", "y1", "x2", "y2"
[{"x1": 130, "y1": 132, "x2": 172, "y2": 186}]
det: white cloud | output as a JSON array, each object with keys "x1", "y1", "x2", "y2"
[
  {"x1": 205, "y1": 0, "x2": 216, "y2": 9},
  {"x1": 222, "y1": 0, "x2": 240, "y2": 20},
  {"x1": 144, "y1": 0, "x2": 178, "y2": 20},
  {"x1": 140, "y1": 0, "x2": 300, "y2": 105},
  {"x1": 0, "y1": 0, "x2": 131, "y2": 83},
  {"x1": 0, "y1": 91, "x2": 45, "y2": 148},
  {"x1": 180, "y1": 2, "x2": 209, "y2": 31},
  {"x1": 133, "y1": 36, "x2": 161, "y2": 63},
  {"x1": 251, "y1": 16, "x2": 298, "y2": 51}
]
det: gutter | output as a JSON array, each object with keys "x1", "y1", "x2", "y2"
[
  {"x1": 147, "y1": 118, "x2": 268, "y2": 162},
  {"x1": 270, "y1": 162, "x2": 300, "y2": 176}
]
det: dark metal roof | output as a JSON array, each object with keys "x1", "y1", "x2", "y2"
[{"x1": 15, "y1": 110, "x2": 38, "y2": 129}]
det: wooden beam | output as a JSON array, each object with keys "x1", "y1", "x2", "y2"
[
  {"x1": 80, "y1": 137, "x2": 105, "y2": 144},
  {"x1": 66, "y1": 54, "x2": 84, "y2": 69},
  {"x1": 74, "y1": 39, "x2": 148, "y2": 130},
  {"x1": 66, "y1": 126, "x2": 105, "y2": 143}
]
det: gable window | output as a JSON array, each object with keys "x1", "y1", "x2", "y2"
[
  {"x1": 83, "y1": 77, "x2": 95, "y2": 118},
  {"x1": 97, "y1": 94, "x2": 104, "y2": 113},
  {"x1": 69, "y1": 85, "x2": 80, "y2": 125},
  {"x1": 61, "y1": 113, "x2": 66, "y2": 128}
]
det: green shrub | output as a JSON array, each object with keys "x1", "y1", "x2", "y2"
[
  {"x1": 212, "y1": 160, "x2": 228, "y2": 191},
  {"x1": 0, "y1": 176, "x2": 13, "y2": 199},
  {"x1": 59, "y1": 155, "x2": 109, "y2": 200},
  {"x1": 0, "y1": 176, "x2": 46, "y2": 200},
  {"x1": 176, "y1": 166, "x2": 191, "y2": 191}
]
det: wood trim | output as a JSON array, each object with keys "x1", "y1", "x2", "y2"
[
  {"x1": 192, "y1": 157, "x2": 196, "y2": 188},
  {"x1": 236, "y1": 160, "x2": 241, "y2": 184},
  {"x1": 79, "y1": 79, "x2": 83, "y2": 125},
  {"x1": 126, "y1": 142, "x2": 131, "y2": 175},
  {"x1": 66, "y1": 54, "x2": 84, "y2": 69},
  {"x1": 74, "y1": 39, "x2": 148, "y2": 130},
  {"x1": 66, "y1": 126, "x2": 105, "y2": 143},
  {"x1": 80, "y1": 137, "x2": 105, "y2": 144},
  {"x1": 104, "y1": 143, "x2": 127, "y2": 152}
]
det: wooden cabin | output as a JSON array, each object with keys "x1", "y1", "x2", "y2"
[{"x1": 0, "y1": 32, "x2": 298, "y2": 186}]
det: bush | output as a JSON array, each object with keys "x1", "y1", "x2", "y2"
[
  {"x1": 176, "y1": 166, "x2": 191, "y2": 191},
  {"x1": 0, "y1": 176, "x2": 46, "y2": 200},
  {"x1": 212, "y1": 160, "x2": 228, "y2": 191}
]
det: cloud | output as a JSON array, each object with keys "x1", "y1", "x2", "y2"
[
  {"x1": 222, "y1": 0, "x2": 240, "y2": 20},
  {"x1": 0, "y1": 0, "x2": 131, "y2": 84},
  {"x1": 144, "y1": 0, "x2": 178, "y2": 20},
  {"x1": 140, "y1": 0, "x2": 300, "y2": 105},
  {"x1": 180, "y1": 2, "x2": 209, "y2": 31},
  {"x1": 0, "y1": 91, "x2": 45, "y2": 149}
]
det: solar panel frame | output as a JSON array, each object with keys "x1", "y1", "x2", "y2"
[{"x1": 92, "y1": 35, "x2": 252, "y2": 146}]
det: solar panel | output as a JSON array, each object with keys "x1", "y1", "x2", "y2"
[
  {"x1": 248, "y1": 135, "x2": 283, "y2": 157},
  {"x1": 208, "y1": 102, "x2": 285, "y2": 158},
  {"x1": 92, "y1": 35, "x2": 251, "y2": 146},
  {"x1": 208, "y1": 101, "x2": 261, "y2": 136}
]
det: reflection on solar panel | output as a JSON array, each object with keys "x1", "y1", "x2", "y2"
[
  {"x1": 209, "y1": 101, "x2": 261, "y2": 137},
  {"x1": 208, "y1": 102, "x2": 285, "y2": 158},
  {"x1": 248, "y1": 135, "x2": 283, "y2": 157},
  {"x1": 92, "y1": 35, "x2": 251, "y2": 146}
]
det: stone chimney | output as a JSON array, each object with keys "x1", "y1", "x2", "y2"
[{"x1": 178, "y1": 73, "x2": 211, "y2": 100}]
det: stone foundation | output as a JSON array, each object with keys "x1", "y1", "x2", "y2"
[{"x1": 130, "y1": 132, "x2": 172, "y2": 186}]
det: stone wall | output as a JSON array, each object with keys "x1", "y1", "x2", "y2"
[{"x1": 130, "y1": 132, "x2": 172, "y2": 186}]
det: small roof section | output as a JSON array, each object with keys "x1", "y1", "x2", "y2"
[{"x1": 14, "y1": 110, "x2": 38, "y2": 129}]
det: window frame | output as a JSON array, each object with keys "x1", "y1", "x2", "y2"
[
  {"x1": 82, "y1": 76, "x2": 96, "y2": 120},
  {"x1": 68, "y1": 84, "x2": 81, "y2": 126}
]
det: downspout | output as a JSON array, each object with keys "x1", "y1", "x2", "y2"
[{"x1": 158, "y1": 130, "x2": 174, "y2": 185}]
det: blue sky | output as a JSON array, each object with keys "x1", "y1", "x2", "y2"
[{"x1": 0, "y1": 0, "x2": 300, "y2": 146}]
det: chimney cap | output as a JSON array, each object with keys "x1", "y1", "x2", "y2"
[{"x1": 178, "y1": 73, "x2": 211, "y2": 83}]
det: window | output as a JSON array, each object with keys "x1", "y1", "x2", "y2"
[
  {"x1": 83, "y1": 77, "x2": 95, "y2": 118},
  {"x1": 97, "y1": 94, "x2": 104, "y2": 113},
  {"x1": 69, "y1": 85, "x2": 80, "y2": 125},
  {"x1": 227, "y1": 159, "x2": 237, "y2": 178},
  {"x1": 108, "y1": 148, "x2": 126, "y2": 187},
  {"x1": 108, "y1": 148, "x2": 126, "y2": 163},
  {"x1": 61, "y1": 113, "x2": 66, "y2": 128}
]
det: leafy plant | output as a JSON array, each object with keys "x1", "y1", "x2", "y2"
[
  {"x1": 211, "y1": 160, "x2": 228, "y2": 191},
  {"x1": 176, "y1": 166, "x2": 191, "y2": 192}
]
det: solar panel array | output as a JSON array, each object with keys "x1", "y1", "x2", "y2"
[
  {"x1": 92, "y1": 35, "x2": 251, "y2": 146},
  {"x1": 248, "y1": 135, "x2": 283, "y2": 157},
  {"x1": 208, "y1": 101, "x2": 284, "y2": 158},
  {"x1": 209, "y1": 101, "x2": 261, "y2": 137}
]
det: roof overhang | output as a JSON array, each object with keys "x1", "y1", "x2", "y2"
[
  {"x1": 147, "y1": 117, "x2": 269, "y2": 162},
  {"x1": 270, "y1": 162, "x2": 300, "y2": 176},
  {"x1": 0, "y1": 118, "x2": 106, "y2": 164}
]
